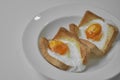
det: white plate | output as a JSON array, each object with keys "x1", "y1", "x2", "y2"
[{"x1": 22, "y1": 4, "x2": 120, "y2": 80}]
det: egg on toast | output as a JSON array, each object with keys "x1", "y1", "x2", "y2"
[
  {"x1": 69, "y1": 10, "x2": 119, "y2": 56},
  {"x1": 39, "y1": 27, "x2": 89, "y2": 72}
]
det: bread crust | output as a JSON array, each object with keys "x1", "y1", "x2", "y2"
[
  {"x1": 69, "y1": 23, "x2": 79, "y2": 36},
  {"x1": 39, "y1": 27, "x2": 88, "y2": 71},
  {"x1": 102, "y1": 24, "x2": 119, "y2": 55},
  {"x1": 79, "y1": 10, "x2": 104, "y2": 27}
]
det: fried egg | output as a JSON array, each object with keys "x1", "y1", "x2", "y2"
[
  {"x1": 48, "y1": 39, "x2": 86, "y2": 72},
  {"x1": 79, "y1": 19, "x2": 109, "y2": 50}
]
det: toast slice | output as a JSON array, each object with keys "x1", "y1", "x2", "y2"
[
  {"x1": 39, "y1": 27, "x2": 89, "y2": 71},
  {"x1": 69, "y1": 10, "x2": 119, "y2": 56},
  {"x1": 79, "y1": 11, "x2": 104, "y2": 27},
  {"x1": 102, "y1": 24, "x2": 118, "y2": 54},
  {"x1": 39, "y1": 37, "x2": 70, "y2": 70},
  {"x1": 69, "y1": 24, "x2": 103, "y2": 56}
]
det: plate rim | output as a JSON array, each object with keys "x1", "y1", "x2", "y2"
[{"x1": 22, "y1": 3, "x2": 120, "y2": 80}]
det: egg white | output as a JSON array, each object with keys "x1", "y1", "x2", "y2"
[
  {"x1": 47, "y1": 39, "x2": 86, "y2": 72},
  {"x1": 79, "y1": 19, "x2": 109, "y2": 50}
]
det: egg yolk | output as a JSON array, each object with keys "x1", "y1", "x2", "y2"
[
  {"x1": 48, "y1": 40, "x2": 69, "y2": 55},
  {"x1": 85, "y1": 23, "x2": 102, "y2": 41}
]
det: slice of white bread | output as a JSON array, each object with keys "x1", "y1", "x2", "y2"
[
  {"x1": 69, "y1": 10, "x2": 119, "y2": 56},
  {"x1": 39, "y1": 27, "x2": 89, "y2": 71}
]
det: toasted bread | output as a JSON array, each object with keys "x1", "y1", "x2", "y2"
[
  {"x1": 39, "y1": 37, "x2": 70, "y2": 70},
  {"x1": 79, "y1": 10, "x2": 104, "y2": 27},
  {"x1": 102, "y1": 24, "x2": 118, "y2": 54},
  {"x1": 70, "y1": 10, "x2": 119, "y2": 56},
  {"x1": 69, "y1": 23, "x2": 103, "y2": 56},
  {"x1": 39, "y1": 27, "x2": 88, "y2": 71}
]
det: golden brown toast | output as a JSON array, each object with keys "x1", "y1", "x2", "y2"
[
  {"x1": 102, "y1": 24, "x2": 118, "y2": 54},
  {"x1": 79, "y1": 10, "x2": 104, "y2": 27},
  {"x1": 69, "y1": 10, "x2": 119, "y2": 56},
  {"x1": 39, "y1": 27, "x2": 89, "y2": 71}
]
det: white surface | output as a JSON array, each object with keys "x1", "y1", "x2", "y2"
[{"x1": 0, "y1": 0, "x2": 120, "y2": 80}]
